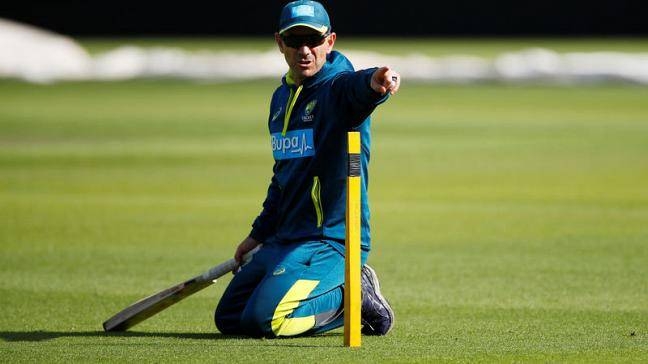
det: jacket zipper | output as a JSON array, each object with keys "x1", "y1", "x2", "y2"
[
  {"x1": 282, "y1": 84, "x2": 303, "y2": 136},
  {"x1": 311, "y1": 176, "x2": 323, "y2": 228}
]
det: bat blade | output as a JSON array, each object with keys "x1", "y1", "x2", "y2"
[
  {"x1": 103, "y1": 246, "x2": 260, "y2": 332},
  {"x1": 102, "y1": 277, "x2": 212, "y2": 332},
  {"x1": 103, "y1": 259, "x2": 236, "y2": 331}
]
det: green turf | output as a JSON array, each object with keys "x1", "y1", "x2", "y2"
[{"x1": 1, "y1": 66, "x2": 648, "y2": 361}]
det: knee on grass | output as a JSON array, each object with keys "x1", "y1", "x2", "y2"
[
  {"x1": 215, "y1": 302, "x2": 315, "y2": 338},
  {"x1": 246, "y1": 300, "x2": 316, "y2": 338}
]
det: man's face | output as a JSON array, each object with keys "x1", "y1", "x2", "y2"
[{"x1": 275, "y1": 26, "x2": 336, "y2": 85}]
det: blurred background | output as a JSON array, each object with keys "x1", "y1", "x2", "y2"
[
  {"x1": 3, "y1": 0, "x2": 648, "y2": 35},
  {"x1": 1, "y1": 1, "x2": 647, "y2": 361},
  {"x1": 2, "y1": 0, "x2": 648, "y2": 83}
]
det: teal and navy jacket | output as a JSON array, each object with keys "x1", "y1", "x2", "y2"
[{"x1": 249, "y1": 51, "x2": 388, "y2": 253}]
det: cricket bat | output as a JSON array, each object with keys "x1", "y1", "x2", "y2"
[{"x1": 103, "y1": 246, "x2": 261, "y2": 332}]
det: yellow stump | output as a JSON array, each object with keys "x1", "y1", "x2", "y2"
[{"x1": 344, "y1": 131, "x2": 362, "y2": 348}]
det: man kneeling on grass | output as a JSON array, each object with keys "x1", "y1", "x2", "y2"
[{"x1": 214, "y1": 0, "x2": 401, "y2": 337}]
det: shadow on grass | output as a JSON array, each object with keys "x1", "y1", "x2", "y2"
[
  {"x1": 1, "y1": 331, "x2": 226, "y2": 342},
  {"x1": 0, "y1": 330, "x2": 342, "y2": 347}
]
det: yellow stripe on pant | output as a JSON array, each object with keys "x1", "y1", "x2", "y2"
[{"x1": 271, "y1": 279, "x2": 319, "y2": 336}]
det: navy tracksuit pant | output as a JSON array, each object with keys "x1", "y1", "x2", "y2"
[{"x1": 214, "y1": 239, "x2": 366, "y2": 337}]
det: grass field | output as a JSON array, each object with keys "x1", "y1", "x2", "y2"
[{"x1": 1, "y1": 39, "x2": 648, "y2": 362}]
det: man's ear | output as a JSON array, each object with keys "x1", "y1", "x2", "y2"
[
  {"x1": 275, "y1": 33, "x2": 285, "y2": 54},
  {"x1": 325, "y1": 32, "x2": 336, "y2": 54}
]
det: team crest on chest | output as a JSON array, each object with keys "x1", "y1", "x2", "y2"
[{"x1": 302, "y1": 99, "x2": 317, "y2": 122}]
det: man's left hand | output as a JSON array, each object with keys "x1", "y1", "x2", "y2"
[{"x1": 371, "y1": 67, "x2": 401, "y2": 95}]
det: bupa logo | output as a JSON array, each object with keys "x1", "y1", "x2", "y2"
[{"x1": 271, "y1": 129, "x2": 315, "y2": 160}]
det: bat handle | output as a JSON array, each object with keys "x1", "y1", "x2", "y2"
[
  {"x1": 203, "y1": 244, "x2": 262, "y2": 281},
  {"x1": 241, "y1": 244, "x2": 262, "y2": 263}
]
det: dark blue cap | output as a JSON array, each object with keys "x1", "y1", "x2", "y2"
[{"x1": 278, "y1": 0, "x2": 331, "y2": 35}]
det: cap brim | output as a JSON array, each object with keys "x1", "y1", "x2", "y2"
[{"x1": 279, "y1": 23, "x2": 329, "y2": 35}]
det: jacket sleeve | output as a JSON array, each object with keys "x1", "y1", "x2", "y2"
[
  {"x1": 249, "y1": 162, "x2": 281, "y2": 242},
  {"x1": 331, "y1": 67, "x2": 390, "y2": 127}
]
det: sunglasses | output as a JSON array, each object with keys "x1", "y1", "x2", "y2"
[{"x1": 281, "y1": 33, "x2": 329, "y2": 49}]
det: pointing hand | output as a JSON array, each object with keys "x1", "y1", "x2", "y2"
[{"x1": 370, "y1": 67, "x2": 401, "y2": 95}]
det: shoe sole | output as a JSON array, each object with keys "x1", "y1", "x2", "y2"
[{"x1": 363, "y1": 265, "x2": 395, "y2": 335}]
